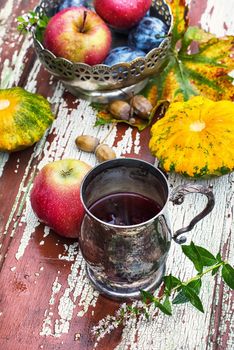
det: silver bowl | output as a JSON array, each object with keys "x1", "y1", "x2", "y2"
[{"x1": 33, "y1": 0, "x2": 173, "y2": 103}]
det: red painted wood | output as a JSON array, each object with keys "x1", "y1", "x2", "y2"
[{"x1": 0, "y1": 1, "x2": 233, "y2": 350}]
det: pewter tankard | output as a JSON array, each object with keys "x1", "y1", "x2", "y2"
[{"x1": 79, "y1": 158, "x2": 215, "y2": 299}]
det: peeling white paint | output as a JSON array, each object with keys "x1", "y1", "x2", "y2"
[
  {"x1": 0, "y1": 0, "x2": 15, "y2": 57},
  {"x1": 40, "y1": 277, "x2": 62, "y2": 336},
  {"x1": 4, "y1": 164, "x2": 36, "y2": 239},
  {"x1": 40, "y1": 249, "x2": 98, "y2": 338},
  {"x1": 116, "y1": 128, "x2": 134, "y2": 156},
  {"x1": 15, "y1": 197, "x2": 40, "y2": 261},
  {"x1": 134, "y1": 131, "x2": 141, "y2": 154},
  {"x1": 24, "y1": 60, "x2": 42, "y2": 93},
  {"x1": 49, "y1": 277, "x2": 62, "y2": 306},
  {"x1": 58, "y1": 242, "x2": 79, "y2": 262},
  {"x1": 0, "y1": 37, "x2": 33, "y2": 89},
  {"x1": 43, "y1": 226, "x2": 50, "y2": 238},
  {"x1": 200, "y1": 0, "x2": 234, "y2": 36},
  {"x1": 0, "y1": 153, "x2": 9, "y2": 177}
]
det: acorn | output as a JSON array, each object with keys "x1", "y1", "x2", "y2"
[
  {"x1": 95, "y1": 144, "x2": 116, "y2": 163},
  {"x1": 108, "y1": 100, "x2": 131, "y2": 120},
  {"x1": 75, "y1": 135, "x2": 99, "y2": 153},
  {"x1": 130, "y1": 95, "x2": 153, "y2": 119}
]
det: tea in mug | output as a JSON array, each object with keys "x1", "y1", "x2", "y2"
[{"x1": 89, "y1": 191, "x2": 162, "y2": 226}]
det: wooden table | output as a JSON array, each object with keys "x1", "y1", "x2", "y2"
[{"x1": 0, "y1": 1, "x2": 233, "y2": 349}]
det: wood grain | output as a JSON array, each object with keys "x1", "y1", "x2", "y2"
[{"x1": 0, "y1": 1, "x2": 233, "y2": 349}]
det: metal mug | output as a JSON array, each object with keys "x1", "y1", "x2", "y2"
[{"x1": 79, "y1": 158, "x2": 215, "y2": 299}]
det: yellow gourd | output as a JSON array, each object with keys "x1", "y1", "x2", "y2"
[
  {"x1": 0, "y1": 87, "x2": 54, "y2": 152},
  {"x1": 149, "y1": 96, "x2": 234, "y2": 177}
]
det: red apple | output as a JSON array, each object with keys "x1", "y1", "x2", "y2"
[
  {"x1": 94, "y1": 0, "x2": 152, "y2": 29},
  {"x1": 30, "y1": 159, "x2": 92, "y2": 238},
  {"x1": 43, "y1": 7, "x2": 112, "y2": 65}
]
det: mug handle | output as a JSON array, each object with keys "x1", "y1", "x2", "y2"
[{"x1": 169, "y1": 184, "x2": 215, "y2": 244}]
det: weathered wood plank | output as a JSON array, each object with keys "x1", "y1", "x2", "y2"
[{"x1": 0, "y1": 1, "x2": 233, "y2": 349}]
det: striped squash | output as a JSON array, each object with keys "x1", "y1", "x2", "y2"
[
  {"x1": 149, "y1": 96, "x2": 234, "y2": 177},
  {"x1": 0, "y1": 87, "x2": 54, "y2": 152}
]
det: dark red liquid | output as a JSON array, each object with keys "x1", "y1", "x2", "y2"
[{"x1": 88, "y1": 192, "x2": 162, "y2": 226}]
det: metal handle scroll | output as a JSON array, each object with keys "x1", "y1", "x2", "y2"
[{"x1": 170, "y1": 184, "x2": 215, "y2": 244}]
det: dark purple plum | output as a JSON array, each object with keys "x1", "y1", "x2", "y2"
[
  {"x1": 104, "y1": 46, "x2": 145, "y2": 65},
  {"x1": 57, "y1": 0, "x2": 91, "y2": 11},
  {"x1": 128, "y1": 17, "x2": 168, "y2": 53}
]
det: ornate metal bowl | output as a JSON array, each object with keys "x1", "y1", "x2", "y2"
[{"x1": 33, "y1": 0, "x2": 173, "y2": 102}]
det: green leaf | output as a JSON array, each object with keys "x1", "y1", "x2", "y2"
[
  {"x1": 29, "y1": 17, "x2": 35, "y2": 24},
  {"x1": 182, "y1": 285, "x2": 204, "y2": 313},
  {"x1": 140, "y1": 291, "x2": 173, "y2": 316},
  {"x1": 172, "y1": 289, "x2": 187, "y2": 305},
  {"x1": 35, "y1": 28, "x2": 45, "y2": 43},
  {"x1": 37, "y1": 16, "x2": 49, "y2": 29},
  {"x1": 212, "y1": 265, "x2": 221, "y2": 276},
  {"x1": 144, "y1": 310, "x2": 150, "y2": 320},
  {"x1": 38, "y1": 19, "x2": 46, "y2": 27},
  {"x1": 163, "y1": 274, "x2": 181, "y2": 294},
  {"x1": 16, "y1": 11, "x2": 50, "y2": 38},
  {"x1": 17, "y1": 24, "x2": 27, "y2": 33},
  {"x1": 94, "y1": 117, "x2": 112, "y2": 127},
  {"x1": 172, "y1": 278, "x2": 202, "y2": 304},
  {"x1": 182, "y1": 241, "x2": 218, "y2": 272},
  {"x1": 127, "y1": 305, "x2": 140, "y2": 315},
  {"x1": 186, "y1": 278, "x2": 201, "y2": 293},
  {"x1": 154, "y1": 298, "x2": 172, "y2": 316},
  {"x1": 222, "y1": 264, "x2": 234, "y2": 290},
  {"x1": 174, "y1": 60, "x2": 198, "y2": 101},
  {"x1": 181, "y1": 242, "x2": 203, "y2": 272},
  {"x1": 216, "y1": 252, "x2": 223, "y2": 263},
  {"x1": 17, "y1": 16, "x2": 25, "y2": 23},
  {"x1": 132, "y1": 307, "x2": 140, "y2": 315},
  {"x1": 191, "y1": 244, "x2": 217, "y2": 266},
  {"x1": 162, "y1": 296, "x2": 172, "y2": 315},
  {"x1": 140, "y1": 290, "x2": 154, "y2": 303}
]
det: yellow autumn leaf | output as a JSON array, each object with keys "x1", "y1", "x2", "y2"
[{"x1": 150, "y1": 1, "x2": 234, "y2": 102}]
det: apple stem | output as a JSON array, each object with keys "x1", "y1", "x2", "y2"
[
  {"x1": 80, "y1": 11, "x2": 87, "y2": 33},
  {"x1": 61, "y1": 168, "x2": 73, "y2": 177}
]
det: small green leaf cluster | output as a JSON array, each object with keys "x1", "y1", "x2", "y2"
[
  {"x1": 92, "y1": 242, "x2": 234, "y2": 341},
  {"x1": 140, "y1": 241, "x2": 234, "y2": 315},
  {"x1": 17, "y1": 11, "x2": 49, "y2": 42},
  {"x1": 94, "y1": 117, "x2": 112, "y2": 127}
]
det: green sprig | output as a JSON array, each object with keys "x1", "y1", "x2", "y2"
[
  {"x1": 92, "y1": 242, "x2": 234, "y2": 340},
  {"x1": 17, "y1": 10, "x2": 49, "y2": 42},
  {"x1": 136, "y1": 242, "x2": 233, "y2": 315}
]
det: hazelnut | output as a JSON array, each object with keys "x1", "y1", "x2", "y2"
[
  {"x1": 75, "y1": 135, "x2": 99, "y2": 153},
  {"x1": 95, "y1": 144, "x2": 116, "y2": 163},
  {"x1": 108, "y1": 100, "x2": 131, "y2": 120},
  {"x1": 130, "y1": 95, "x2": 153, "y2": 119}
]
